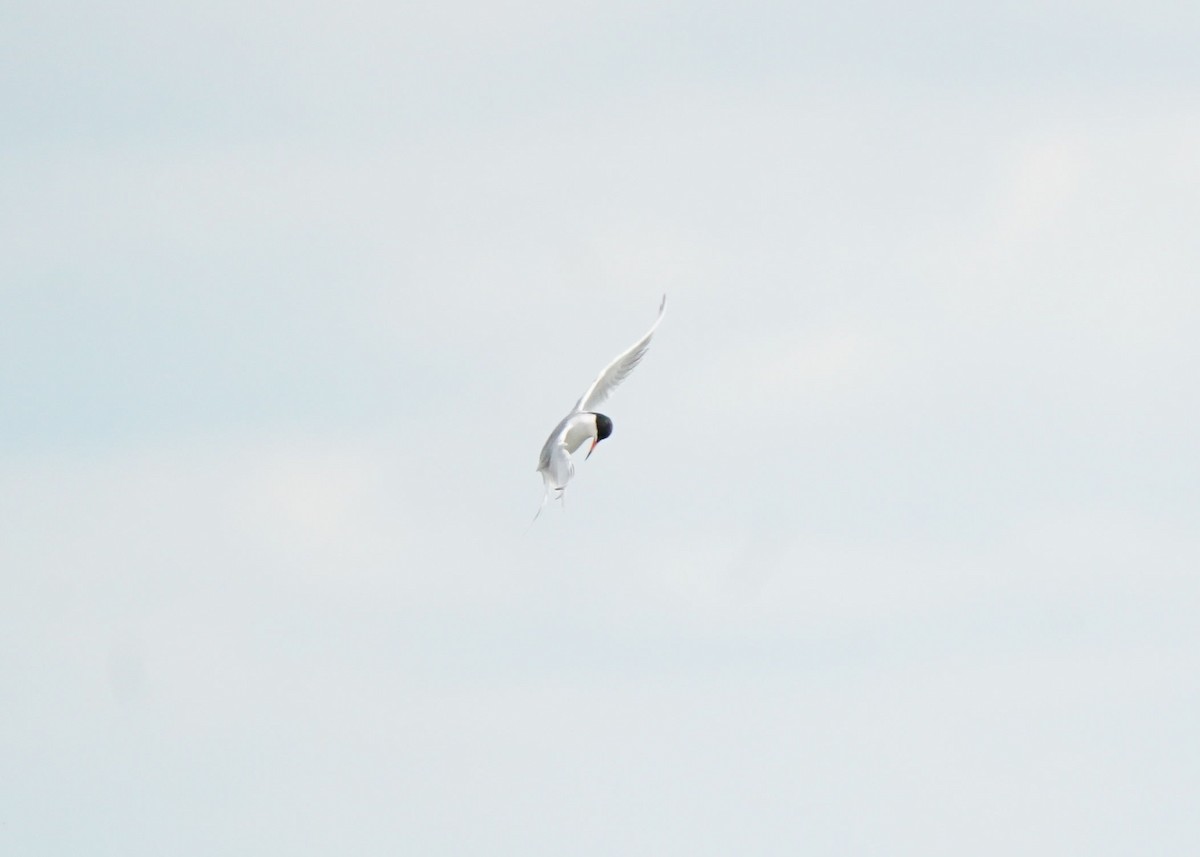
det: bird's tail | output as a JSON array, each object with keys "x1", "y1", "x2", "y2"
[
  {"x1": 529, "y1": 474, "x2": 565, "y2": 526},
  {"x1": 530, "y1": 489, "x2": 550, "y2": 525}
]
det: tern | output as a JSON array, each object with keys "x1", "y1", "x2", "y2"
[{"x1": 533, "y1": 295, "x2": 667, "y2": 521}]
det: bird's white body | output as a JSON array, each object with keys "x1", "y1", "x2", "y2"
[
  {"x1": 537, "y1": 412, "x2": 601, "y2": 499},
  {"x1": 533, "y1": 296, "x2": 666, "y2": 519}
]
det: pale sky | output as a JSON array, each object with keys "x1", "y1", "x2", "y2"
[{"x1": 3, "y1": 2, "x2": 1198, "y2": 854}]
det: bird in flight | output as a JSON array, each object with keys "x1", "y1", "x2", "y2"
[{"x1": 533, "y1": 295, "x2": 667, "y2": 521}]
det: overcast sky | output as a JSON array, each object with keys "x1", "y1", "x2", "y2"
[{"x1": 3, "y1": 2, "x2": 1199, "y2": 854}]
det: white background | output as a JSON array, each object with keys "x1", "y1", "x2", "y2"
[{"x1": 3, "y1": 2, "x2": 1198, "y2": 853}]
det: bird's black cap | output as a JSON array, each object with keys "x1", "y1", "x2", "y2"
[{"x1": 595, "y1": 413, "x2": 613, "y2": 441}]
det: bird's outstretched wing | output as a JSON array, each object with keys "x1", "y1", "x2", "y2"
[{"x1": 572, "y1": 294, "x2": 667, "y2": 414}]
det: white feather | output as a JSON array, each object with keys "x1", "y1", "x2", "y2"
[{"x1": 573, "y1": 294, "x2": 667, "y2": 413}]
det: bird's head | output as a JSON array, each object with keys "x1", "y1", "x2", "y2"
[{"x1": 587, "y1": 413, "x2": 613, "y2": 459}]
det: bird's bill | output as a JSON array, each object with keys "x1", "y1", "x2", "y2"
[{"x1": 586, "y1": 437, "x2": 599, "y2": 459}]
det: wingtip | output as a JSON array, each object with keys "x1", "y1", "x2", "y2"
[{"x1": 659, "y1": 293, "x2": 667, "y2": 314}]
